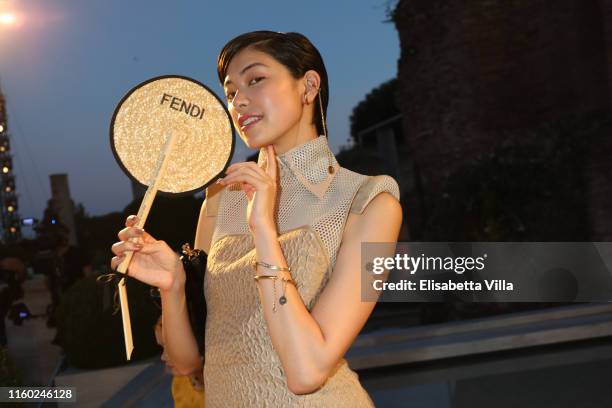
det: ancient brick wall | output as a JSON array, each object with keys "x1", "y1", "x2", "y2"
[{"x1": 394, "y1": 0, "x2": 612, "y2": 239}]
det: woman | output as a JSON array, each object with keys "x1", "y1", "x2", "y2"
[{"x1": 111, "y1": 31, "x2": 403, "y2": 406}]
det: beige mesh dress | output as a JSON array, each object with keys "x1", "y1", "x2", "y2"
[{"x1": 202, "y1": 135, "x2": 400, "y2": 407}]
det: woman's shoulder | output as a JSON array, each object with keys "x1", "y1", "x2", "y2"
[
  {"x1": 203, "y1": 183, "x2": 226, "y2": 217},
  {"x1": 337, "y1": 167, "x2": 400, "y2": 215}
]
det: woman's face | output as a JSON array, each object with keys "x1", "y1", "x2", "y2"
[{"x1": 223, "y1": 46, "x2": 306, "y2": 150}]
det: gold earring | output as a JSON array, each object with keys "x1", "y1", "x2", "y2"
[
  {"x1": 318, "y1": 90, "x2": 334, "y2": 174},
  {"x1": 305, "y1": 81, "x2": 313, "y2": 104},
  {"x1": 318, "y1": 90, "x2": 327, "y2": 139}
]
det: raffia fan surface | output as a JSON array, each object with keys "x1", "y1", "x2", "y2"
[{"x1": 111, "y1": 75, "x2": 234, "y2": 194}]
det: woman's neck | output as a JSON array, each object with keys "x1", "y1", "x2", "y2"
[{"x1": 271, "y1": 125, "x2": 319, "y2": 155}]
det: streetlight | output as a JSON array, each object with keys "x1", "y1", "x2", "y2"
[{"x1": 0, "y1": 13, "x2": 15, "y2": 26}]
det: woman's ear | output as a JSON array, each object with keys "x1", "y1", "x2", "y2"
[{"x1": 303, "y1": 70, "x2": 321, "y2": 105}]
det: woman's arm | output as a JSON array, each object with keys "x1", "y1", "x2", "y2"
[
  {"x1": 194, "y1": 183, "x2": 222, "y2": 254},
  {"x1": 159, "y1": 187, "x2": 219, "y2": 376},
  {"x1": 253, "y1": 192, "x2": 403, "y2": 394},
  {"x1": 159, "y1": 277, "x2": 202, "y2": 376},
  {"x1": 111, "y1": 213, "x2": 202, "y2": 376}
]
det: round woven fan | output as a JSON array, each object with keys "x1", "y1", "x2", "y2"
[{"x1": 109, "y1": 75, "x2": 234, "y2": 360}]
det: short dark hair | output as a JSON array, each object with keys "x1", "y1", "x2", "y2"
[{"x1": 217, "y1": 31, "x2": 329, "y2": 136}]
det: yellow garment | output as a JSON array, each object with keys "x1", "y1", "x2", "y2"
[{"x1": 171, "y1": 375, "x2": 204, "y2": 407}]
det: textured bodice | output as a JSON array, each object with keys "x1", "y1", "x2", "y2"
[{"x1": 202, "y1": 136, "x2": 400, "y2": 407}]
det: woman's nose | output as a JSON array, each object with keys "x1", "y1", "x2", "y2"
[{"x1": 233, "y1": 88, "x2": 248, "y2": 108}]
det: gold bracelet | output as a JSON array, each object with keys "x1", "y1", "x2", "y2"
[
  {"x1": 253, "y1": 275, "x2": 297, "y2": 313},
  {"x1": 253, "y1": 260, "x2": 291, "y2": 272},
  {"x1": 254, "y1": 275, "x2": 297, "y2": 285}
]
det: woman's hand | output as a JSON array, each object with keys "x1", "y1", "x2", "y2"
[
  {"x1": 218, "y1": 144, "x2": 279, "y2": 236},
  {"x1": 110, "y1": 215, "x2": 185, "y2": 292}
]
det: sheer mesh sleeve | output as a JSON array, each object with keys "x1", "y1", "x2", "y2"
[
  {"x1": 349, "y1": 175, "x2": 400, "y2": 215},
  {"x1": 204, "y1": 184, "x2": 224, "y2": 217}
]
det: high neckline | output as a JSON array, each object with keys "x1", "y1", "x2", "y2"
[{"x1": 256, "y1": 135, "x2": 339, "y2": 199}]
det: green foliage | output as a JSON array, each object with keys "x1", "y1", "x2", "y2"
[
  {"x1": 0, "y1": 346, "x2": 21, "y2": 387},
  {"x1": 75, "y1": 194, "x2": 202, "y2": 271},
  {"x1": 336, "y1": 144, "x2": 395, "y2": 176},
  {"x1": 349, "y1": 79, "x2": 400, "y2": 143},
  {"x1": 384, "y1": 0, "x2": 401, "y2": 22},
  {"x1": 425, "y1": 112, "x2": 604, "y2": 241},
  {"x1": 55, "y1": 276, "x2": 161, "y2": 369},
  {"x1": 123, "y1": 194, "x2": 202, "y2": 251},
  {"x1": 50, "y1": 186, "x2": 202, "y2": 369},
  {"x1": 75, "y1": 210, "x2": 123, "y2": 271},
  {"x1": 428, "y1": 148, "x2": 583, "y2": 240}
]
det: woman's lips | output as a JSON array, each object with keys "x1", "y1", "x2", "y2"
[{"x1": 240, "y1": 116, "x2": 262, "y2": 132}]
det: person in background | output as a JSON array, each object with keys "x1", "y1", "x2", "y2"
[
  {"x1": 41, "y1": 236, "x2": 90, "y2": 328},
  {"x1": 0, "y1": 257, "x2": 26, "y2": 346},
  {"x1": 154, "y1": 315, "x2": 204, "y2": 407}
]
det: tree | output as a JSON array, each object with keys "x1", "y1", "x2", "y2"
[{"x1": 349, "y1": 79, "x2": 400, "y2": 144}]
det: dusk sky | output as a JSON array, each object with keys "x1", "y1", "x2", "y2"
[{"x1": 0, "y1": 0, "x2": 400, "y2": 221}]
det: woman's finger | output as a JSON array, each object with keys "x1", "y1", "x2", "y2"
[
  {"x1": 110, "y1": 254, "x2": 125, "y2": 270},
  {"x1": 136, "y1": 240, "x2": 159, "y2": 255},
  {"x1": 118, "y1": 226, "x2": 145, "y2": 241},
  {"x1": 221, "y1": 169, "x2": 268, "y2": 189},
  {"x1": 266, "y1": 145, "x2": 278, "y2": 181},
  {"x1": 125, "y1": 215, "x2": 138, "y2": 227},
  {"x1": 221, "y1": 174, "x2": 265, "y2": 192},
  {"x1": 227, "y1": 161, "x2": 267, "y2": 178},
  {"x1": 137, "y1": 240, "x2": 173, "y2": 257},
  {"x1": 227, "y1": 166, "x2": 268, "y2": 183},
  {"x1": 111, "y1": 240, "x2": 143, "y2": 256}
]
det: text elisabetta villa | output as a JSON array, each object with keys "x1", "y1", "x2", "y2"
[{"x1": 370, "y1": 254, "x2": 515, "y2": 292}]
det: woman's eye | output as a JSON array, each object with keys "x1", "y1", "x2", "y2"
[{"x1": 226, "y1": 77, "x2": 264, "y2": 101}]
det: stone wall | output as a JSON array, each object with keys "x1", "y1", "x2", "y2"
[{"x1": 393, "y1": 0, "x2": 612, "y2": 239}]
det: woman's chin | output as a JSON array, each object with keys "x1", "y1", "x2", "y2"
[
  {"x1": 242, "y1": 133, "x2": 268, "y2": 150},
  {"x1": 242, "y1": 138, "x2": 259, "y2": 150}
]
